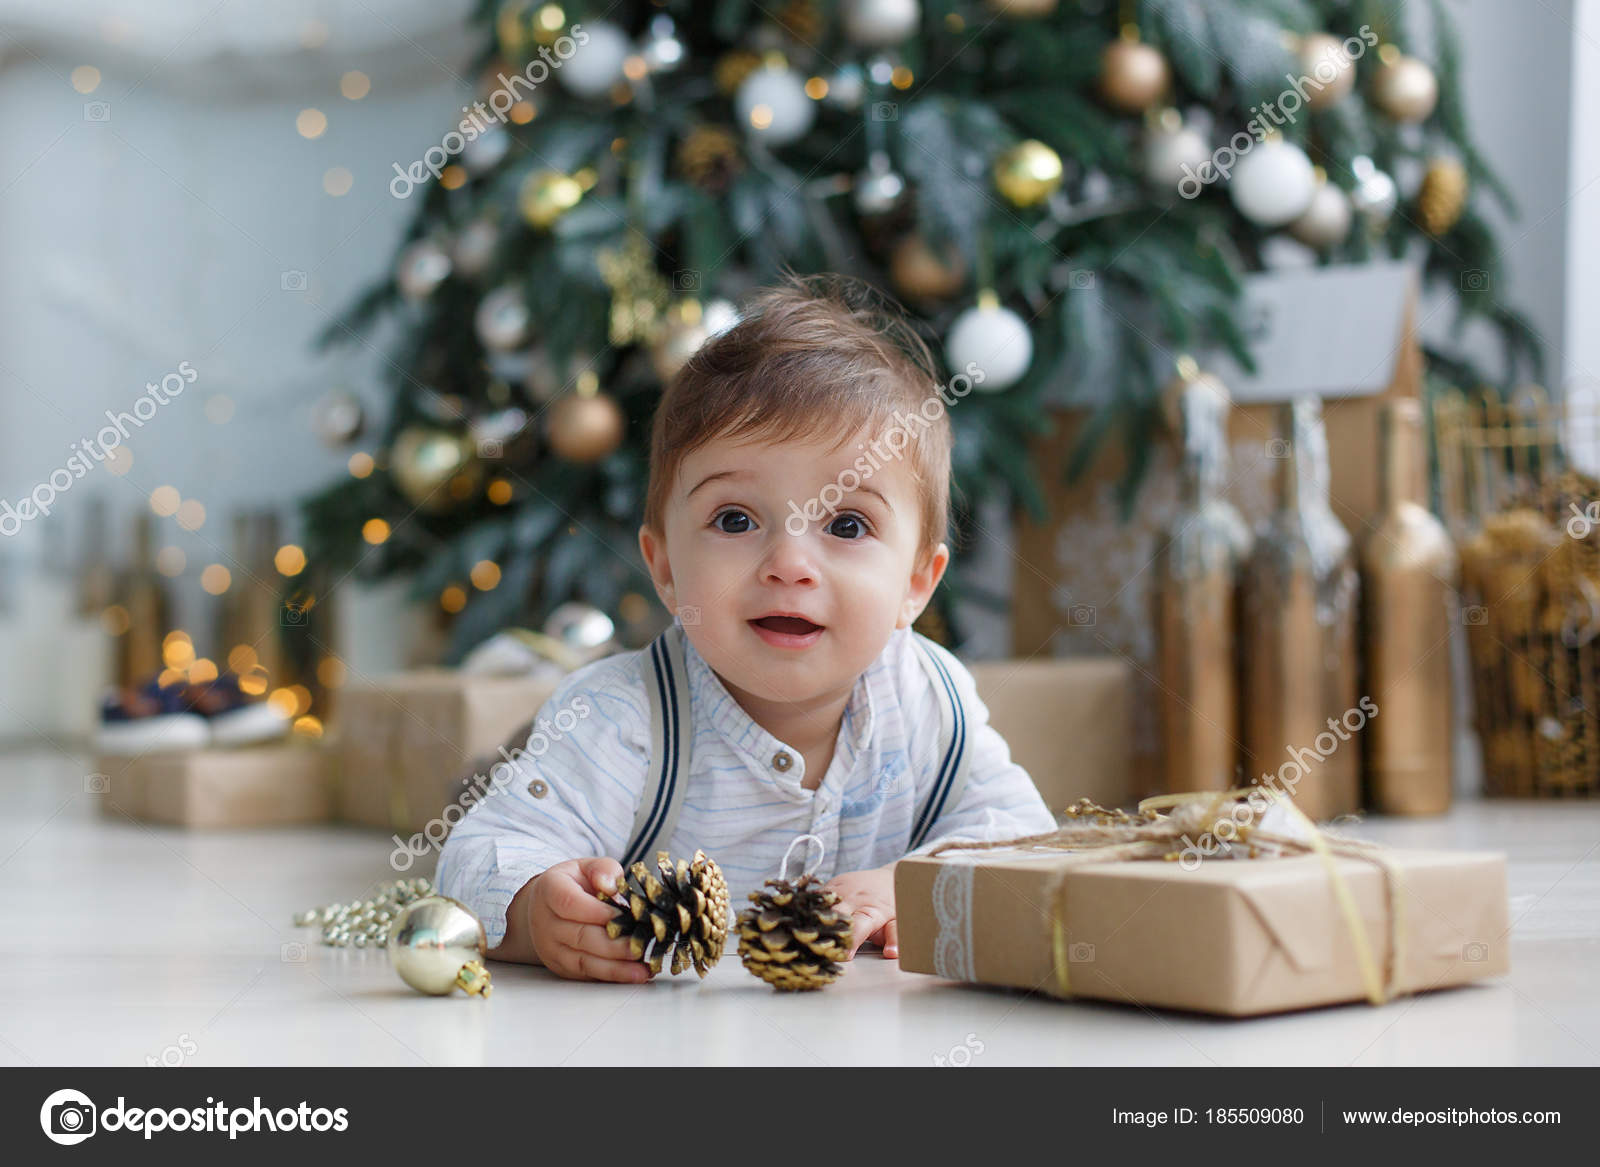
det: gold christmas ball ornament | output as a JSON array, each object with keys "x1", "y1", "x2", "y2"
[
  {"x1": 390, "y1": 427, "x2": 483, "y2": 511},
  {"x1": 598, "y1": 849, "x2": 730, "y2": 977},
  {"x1": 650, "y1": 299, "x2": 712, "y2": 385},
  {"x1": 546, "y1": 386, "x2": 625, "y2": 463},
  {"x1": 518, "y1": 168, "x2": 589, "y2": 230},
  {"x1": 738, "y1": 874, "x2": 854, "y2": 991},
  {"x1": 1298, "y1": 32, "x2": 1357, "y2": 110},
  {"x1": 1100, "y1": 30, "x2": 1171, "y2": 114},
  {"x1": 986, "y1": 0, "x2": 1059, "y2": 17},
  {"x1": 1287, "y1": 171, "x2": 1353, "y2": 250},
  {"x1": 993, "y1": 139, "x2": 1063, "y2": 207},
  {"x1": 1371, "y1": 47, "x2": 1438, "y2": 124},
  {"x1": 890, "y1": 234, "x2": 968, "y2": 301},
  {"x1": 1417, "y1": 156, "x2": 1469, "y2": 236},
  {"x1": 387, "y1": 896, "x2": 493, "y2": 997}
]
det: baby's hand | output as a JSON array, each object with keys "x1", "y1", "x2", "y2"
[
  {"x1": 525, "y1": 857, "x2": 654, "y2": 983},
  {"x1": 824, "y1": 864, "x2": 899, "y2": 960}
]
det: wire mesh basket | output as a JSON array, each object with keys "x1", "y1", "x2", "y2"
[{"x1": 1434, "y1": 385, "x2": 1600, "y2": 797}]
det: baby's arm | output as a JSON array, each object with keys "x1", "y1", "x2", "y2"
[{"x1": 435, "y1": 666, "x2": 651, "y2": 981}]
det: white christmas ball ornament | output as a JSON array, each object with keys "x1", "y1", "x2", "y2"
[
  {"x1": 842, "y1": 0, "x2": 921, "y2": 47},
  {"x1": 735, "y1": 66, "x2": 815, "y2": 146},
  {"x1": 946, "y1": 300, "x2": 1033, "y2": 391},
  {"x1": 1144, "y1": 122, "x2": 1211, "y2": 192},
  {"x1": 558, "y1": 21, "x2": 630, "y2": 99},
  {"x1": 1228, "y1": 139, "x2": 1316, "y2": 227}
]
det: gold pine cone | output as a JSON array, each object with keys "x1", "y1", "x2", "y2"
[
  {"x1": 676, "y1": 126, "x2": 745, "y2": 194},
  {"x1": 737, "y1": 874, "x2": 854, "y2": 991},
  {"x1": 1418, "y1": 157, "x2": 1468, "y2": 236},
  {"x1": 714, "y1": 50, "x2": 763, "y2": 96},
  {"x1": 599, "y1": 849, "x2": 731, "y2": 977}
]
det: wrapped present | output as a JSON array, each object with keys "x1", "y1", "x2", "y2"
[
  {"x1": 335, "y1": 670, "x2": 559, "y2": 834},
  {"x1": 968, "y1": 656, "x2": 1132, "y2": 812},
  {"x1": 95, "y1": 743, "x2": 331, "y2": 828},
  {"x1": 896, "y1": 791, "x2": 1509, "y2": 1017}
]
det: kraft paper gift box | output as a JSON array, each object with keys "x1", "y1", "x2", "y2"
[
  {"x1": 896, "y1": 845, "x2": 1509, "y2": 1017},
  {"x1": 968, "y1": 657, "x2": 1133, "y2": 812},
  {"x1": 95, "y1": 744, "x2": 331, "y2": 828},
  {"x1": 336, "y1": 670, "x2": 559, "y2": 834},
  {"x1": 1012, "y1": 261, "x2": 1423, "y2": 789}
]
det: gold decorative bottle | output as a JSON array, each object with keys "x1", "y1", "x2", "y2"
[
  {"x1": 1240, "y1": 399, "x2": 1360, "y2": 820},
  {"x1": 1153, "y1": 376, "x2": 1251, "y2": 793},
  {"x1": 1361, "y1": 398, "x2": 1458, "y2": 814},
  {"x1": 118, "y1": 512, "x2": 169, "y2": 685}
]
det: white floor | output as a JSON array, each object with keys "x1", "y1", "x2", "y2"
[{"x1": 1, "y1": 745, "x2": 1596, "y2": 1067}]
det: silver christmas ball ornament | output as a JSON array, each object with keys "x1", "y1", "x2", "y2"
[
  {"x1": 387, "y1": 896, "x2": 493, "y2": 997},
  {"x1": 396, "y1": 239, "x2": 453, "y2": 302},
  {"x1": 475, "y1": 285, "x2": 531, "y2": 352},
  {"x1": 853, "y1": 152, "x2": 905, "y2": 217},
  {"x1": 842, "y1": 0, "x2": 921, "y2": 47}
]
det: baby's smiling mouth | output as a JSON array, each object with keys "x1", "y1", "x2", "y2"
[{"x1": 749, "y1": 614, "x2": 824, "y2": 635}]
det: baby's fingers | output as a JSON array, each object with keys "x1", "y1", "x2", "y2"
[
  {"x1": 844, "y1": 904, "x2": 889, "y2": 959},
  {"x1": 550, "y1": 916, "x2": 638, "y2": 962},
  {"x1": 546, "y1": 946, "x2": 652, "y2": 984}
]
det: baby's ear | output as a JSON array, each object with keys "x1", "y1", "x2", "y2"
[
  {"x1": 637, "y1": 523, "x2": 675, "y2": 603},
  {"x1": 898, "y1": 541, "x2": 950, "y2": 628}
]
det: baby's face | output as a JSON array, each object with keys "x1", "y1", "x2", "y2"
[{"x1": 640, "y1": 428, "x2": 946, "y2": 707}]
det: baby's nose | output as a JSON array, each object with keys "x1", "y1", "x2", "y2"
[{"x1": 761, "y1": 536, "x2": 818, "y2": 585}]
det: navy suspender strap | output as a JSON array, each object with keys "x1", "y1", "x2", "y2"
[
  {"x1": 908, "y1": 633, "x2": 971, "y2": 851},
  {"x1": 622, "y1": 623, "x2": 694, "y2": 868}
]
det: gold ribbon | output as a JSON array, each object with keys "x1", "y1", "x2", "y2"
[{"x1": 937, "y1": 787, "x2": 1406, "y2": 1008}]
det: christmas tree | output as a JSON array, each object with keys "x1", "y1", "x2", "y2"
[{"x1": 303, "y1": 0, "x2": 1538, "y2": 658}]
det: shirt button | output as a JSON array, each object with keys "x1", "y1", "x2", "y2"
[
  {"x1": 771, "y1": 750, "x2": 793, "y2": 772},
  {"x1": 528, "y1": 778, "x2": 549, "y2": 799}
]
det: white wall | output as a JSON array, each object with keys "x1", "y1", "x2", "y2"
[
  {"x1": 1418, "y1": 0, "x2": 1572, "y2": 389},
  {"x1": 0, "y1": 1, "x2": 479, "y2": 637}
]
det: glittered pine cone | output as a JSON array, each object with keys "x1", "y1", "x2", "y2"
[
  {"x1": 599, "y1": 850, "x2": 730, "y2": 977},
  {"x1": 1417, "y1": 157, "x2": 1468, "y2": 237},
  {"x1": 737, "y1": 874, "x2": 853, "y2": 992},
  {"x1": 675, "y1": 126, "x2": 744, "y2": 194}
]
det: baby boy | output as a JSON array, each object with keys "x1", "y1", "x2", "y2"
[{"x1": 436, "y1": 274, "x2": 1053, "y2": 982}]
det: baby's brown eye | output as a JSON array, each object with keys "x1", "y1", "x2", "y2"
[
  {"x1": 714, "y1": 510, "x2": 751, "y2": 533},
  {"x1": 826, "y1": 513, "x2": 866, "y2": 540}
]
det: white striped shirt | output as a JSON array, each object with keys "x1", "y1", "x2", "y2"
[{"x1": 436, "y1": 621, "x2": 1054, "y2": 948}]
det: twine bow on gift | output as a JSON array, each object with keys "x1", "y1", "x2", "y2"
[{"x1": 929, "y1": 788, "x2": 1407, "y2": 1007}]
